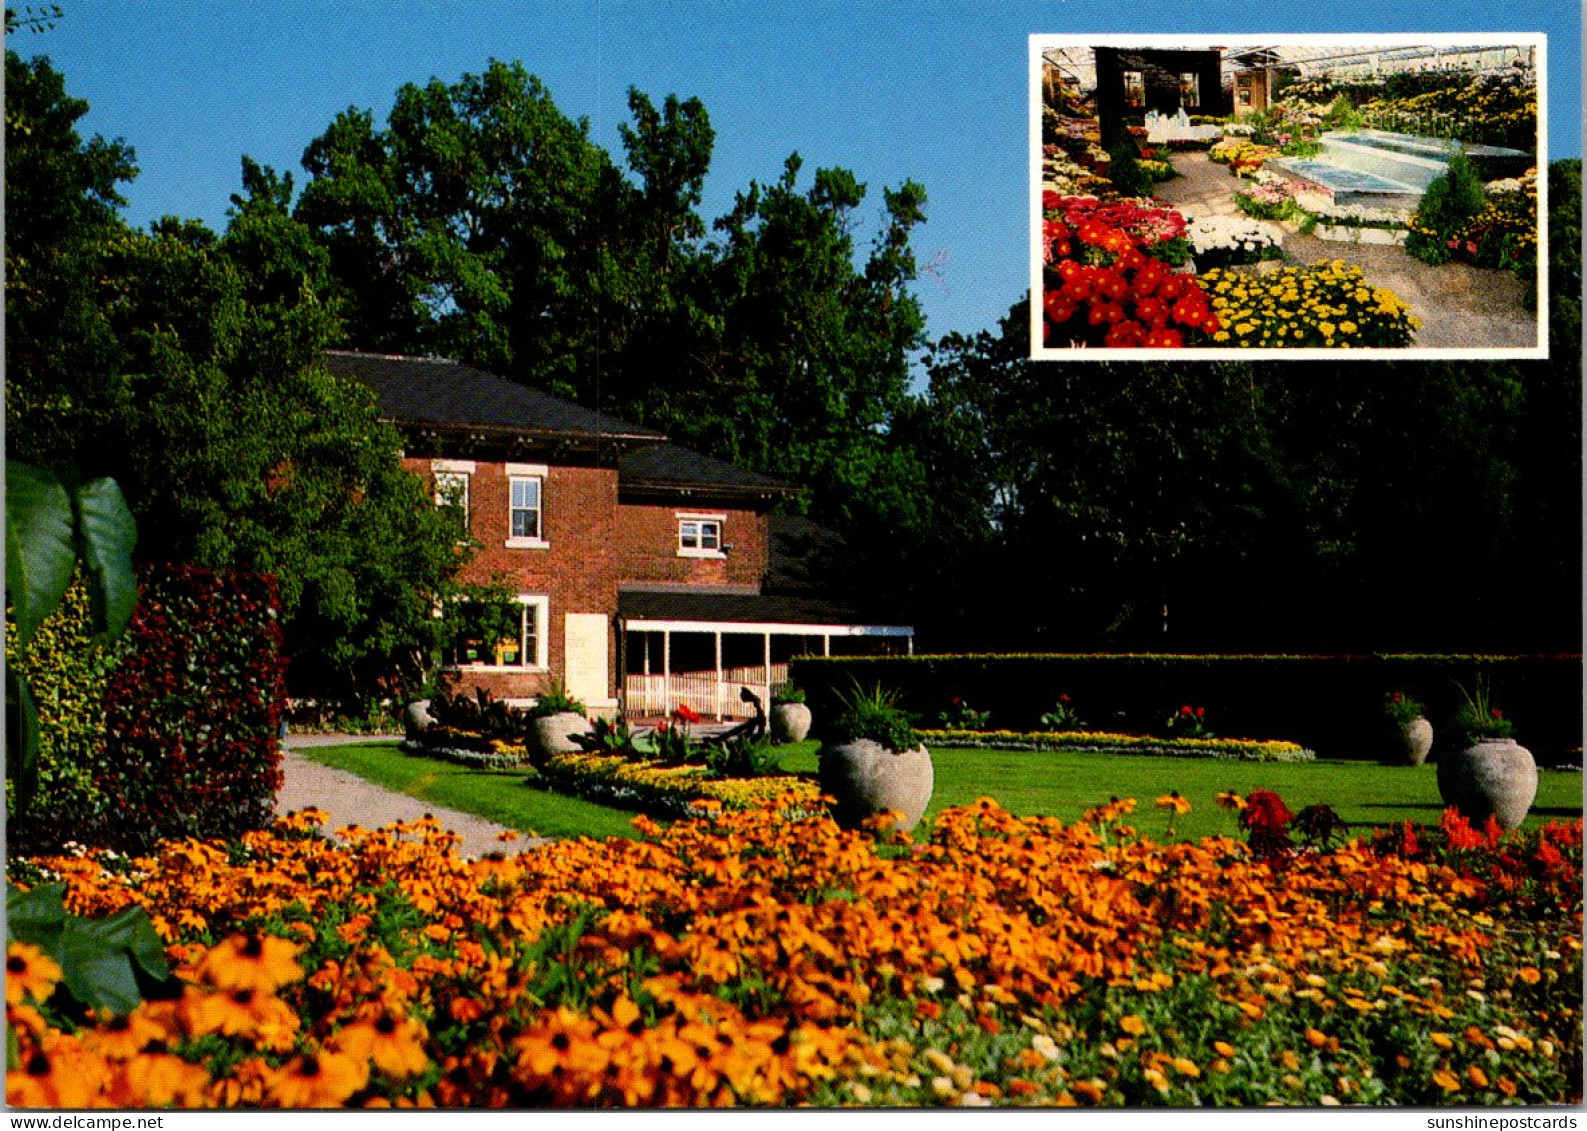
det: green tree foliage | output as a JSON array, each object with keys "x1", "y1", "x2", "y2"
[
  {"x1": 909, "y1": 173, "x2": 1581, "y2": 657},
  {"x1": 1405, "y1": 150, "x2": 1488, "y2": 265},
  {"x1": 5, "y1": 50, "x2": 468, "y2": 703},
  {"x1": 294, "y1": 65, "x2": 932, "y2": 539},
  {"x1": 295, "y1": 60, "x2": 620, "y2": 399}
]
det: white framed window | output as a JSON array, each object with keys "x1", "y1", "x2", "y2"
[
  {"x1": 432, "y1": 461, "x2": 474, "y2": 538},
  {"x1": 446, "y1": 595, "x2": 548, "y2": 670},
  {"x1": 505, "y1": 463, "x2": 550, "y2": 549},
  {"x1": 677, "y1": 512, "x2": 726, "y2": 558}
]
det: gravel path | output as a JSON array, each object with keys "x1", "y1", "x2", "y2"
[
  {"x1": 1154, "y1": 153, "x2": 1539, "y2": 350},
  {"x1": 276, "y1": 734, "x2": 545, "y2": 858}
]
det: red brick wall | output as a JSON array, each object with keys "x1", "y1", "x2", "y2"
[
  {"x1": 615, "y1": 502, "x2": 768, "y2": 588},
  {"x1": 413, "y1": 457, "x2": 621, "y2": 700}
]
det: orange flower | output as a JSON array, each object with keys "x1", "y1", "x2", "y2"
[
  {"x1": 1156, "y1": 792, "x2": 1192, "y2": 816},
  {"x1": 334, "y1": 1012, "x2": 431, "y2": 1079},
  {"x1": 264, "y1": 1051, "x2": 370, "y2": 1107},
  {"x1": 6, "y1": 943, "x2": 63, "y2": 1007},
  {"x1": 201, "y1": 934, "x2": 304, "y2": 993}
]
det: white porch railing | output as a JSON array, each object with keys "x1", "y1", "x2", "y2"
[{"x1": 623, "y1": 663, "x2": 790, "y2": 720}]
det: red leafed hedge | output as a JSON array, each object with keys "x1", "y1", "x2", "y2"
[{"x1": 100, "y1": 565, "x2": 287, "y2": 851}]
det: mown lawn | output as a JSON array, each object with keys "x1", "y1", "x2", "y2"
[{"x1": 302, "y1": 739, "x2": 1582, "y2": 843}]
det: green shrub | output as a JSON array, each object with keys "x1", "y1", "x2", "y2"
[
  {"x1": 4, "y1": 582, "x2": 115, "y2": 843},
  {"x1": 1406, "y1": 151, "x2": 1487, "y2": 265},
  {"x1": 704, "y1": 735, "x2": 783, "y2": 779},
  {"x1": 1106, "y1": 138, "x2": 1152, "y2": 199},
  {"x1": 829, "y1": 682, "x2": 918, "y2": 753}
]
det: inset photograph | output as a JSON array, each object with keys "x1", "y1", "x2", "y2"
[{"x1": 1031, "y1": 36, "x2": 1546, "y2": 358}]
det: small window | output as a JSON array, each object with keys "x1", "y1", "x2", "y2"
[
  {"x1": 1123, "y1": 71, "x2": 1145, "y2": 108},
  {"x1": 678, "y1": 517, "x2": 723, "y2": 557},
  {"x1": 434, "y1": 471, "x2": 470, "y2": 537},
  {"x1": 444, "y1": 595, "x2": 547, "y2": 669},
  {"x1": 1179, "y1": 73, "x2": 1200, "y2": 108},
  {"x1": 510, "y1": 476, "x2": 541, "y2": 540}
]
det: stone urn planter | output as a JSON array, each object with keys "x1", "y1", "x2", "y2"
[
  {"x1": 532, "y1": 711, "x2": 591, "y2": 762},
  {"x1": 818, "y1": 739, "x2": 934, "y2": 833},
  {"x1": 403, "y1": 699, "x2": 436, "y2": 741},
  {"x1": 1436, "y1": 738, "x2": 1538, "y2": 830},
  {"x1": 1397, "y1": 717, "x2": 1434, "y2": 767},
  {"x1": 771, "y1": 702, "x2": 813, "y2": 744}
]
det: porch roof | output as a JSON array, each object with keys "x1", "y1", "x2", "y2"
[{"x1": 617, "y1": 588, "x2": 912, "y2": 637}]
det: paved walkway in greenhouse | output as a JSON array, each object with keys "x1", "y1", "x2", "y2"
[
  {"x1": 277, "y1": 733, "x2": 546, "y2": 859},
  {"x1": 1155, "y1": 153, "x2": 1539, "y2": 350}
]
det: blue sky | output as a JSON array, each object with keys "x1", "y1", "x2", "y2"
[{"x1": 16, "y1": 0, "x2": 1580, "y2": 347}]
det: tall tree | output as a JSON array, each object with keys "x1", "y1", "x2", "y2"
[
  {"x1": 295, "y1": 60, "x2": 619, "y2": 400},
  {"x1": 5, "y1": 49, "x2": 470, "y2": 702}
]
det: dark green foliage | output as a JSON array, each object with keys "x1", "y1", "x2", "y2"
[
  {"x1": 704, "y1": 735, "x2": 782, "y2": 779},
  {"x1": 1105, "y1": 137, "x2": 1151, "y2": 199},
  {"x1": 6, "y1": 883, "x2": 174, "y2": 1019},
  {"x1": 828, "y1": 681, "x2": 918, "y2": 753},
  {"x1": 1406, "y1": 151, "x2": 1487, "y2": 264},
  {"x1": 793, "y1": 653, "x2": 1582, "y2": 765},
  {"x1": 528, "y1": 682, "x2": 588, "y2": 720},
  {"x1": 4, "y1": 463, "x2": 136, "y2": 819},
  {"x1": 6, "y1": 52, "x2": 468, "y2": 707}
]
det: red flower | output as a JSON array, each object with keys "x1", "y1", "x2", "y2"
[
  {"x1": 672, "y1": 704, "x2": 702, "y2": 725},
  {"x1": 1241, "y1": 789, "x2": 1294, "y2": 834}
]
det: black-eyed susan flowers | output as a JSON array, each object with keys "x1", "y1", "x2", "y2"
[{"x1": 4, "y1": 798, "x2": 1580, "y2": 1108}]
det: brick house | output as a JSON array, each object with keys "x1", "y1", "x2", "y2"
[{"x1": 326, "y1": 351, "x2": 913, "y2": 717}]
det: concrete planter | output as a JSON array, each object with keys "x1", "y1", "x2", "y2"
[
  {"x1": 818, "y1": 739, "x2": 934, "y2": 832},
  {"x1": 770, "y1": 702, "x2": 813, "y2": 744},
  {"x1": 1436, "y1": 737, "x2": 1538, "y2": 830},
  {"x1": 403, "y1": 699, "x2": 436, "y2": 740},
  {"x1": 532, "y1": 711, "x2": 591, "y2": 763},
  {"x1": 1398, "y1": 717, "x2": 1434, "y2": 767},
  {"x1": 1314, "y1": 223, "x2": 1408, "y2": 246}
]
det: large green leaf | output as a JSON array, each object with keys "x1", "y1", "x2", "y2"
[
  {"x1": 5, "y1": 670, "x2": 41, "y2": 815},
  {"x1": 4, "y1": 462, "x2": 76, "y2": 648},
  {"x1": 59, "y1": 923, "x2": 142, "y2": 1017},
  {"x1": 89, "y1": 905, "x2": 171, "y2": 982},
  {"x1": 73, "y1": 477, "x2": 138, "y2": 640},
  {"x1": 6, "y1": 883, "x2": 69, "y2": 942}
]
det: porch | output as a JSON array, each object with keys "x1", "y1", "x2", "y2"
[{"x1": 617, "y1": 588, "x2": 914, "y2": 721}]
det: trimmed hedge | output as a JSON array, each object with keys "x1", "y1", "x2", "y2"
[
  {"x1": 98, "y1": 566, "x2": 288, "y2": 852},
  {"x1": 792, "y1": 653, "x2": 1583, "y2": 765}
]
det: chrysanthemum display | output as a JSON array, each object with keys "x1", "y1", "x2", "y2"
[
  {"x1": 1185, "y1": 216, "x2": 1285, "y2": 270},
  {"x1": 1200, "y1": 261, "x2": 1420, "y2": 348}
]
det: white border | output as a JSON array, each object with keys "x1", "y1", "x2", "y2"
[{"x1": 1028, "y1": 33, "x2": 1548, "y2": 362}]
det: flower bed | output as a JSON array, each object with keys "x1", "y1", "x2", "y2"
[
  {"x1": 918, "y1": 729, "x2": 1314, "y2": 762},
  {"x1": 400, "y1": 736, "x2": 533, "y2": 770},
  {"x1": 1185, "y1": 216, "x2": 1285, "y2": 270},
  {"x1": 536, "y1": 751, "x2": 822, "y2": 820},
  {"x1": 1209, "y1": 139, "x2": 1280, "y2": 177},
  {"x1": 1041, "y1": 195, "x2": 1220, "y2": 349},
  {"x1": 1201, "y1": 261, "x2": 1420, "y2": 348},
  {"x1": 7, "y1": 799, "x2": 1581, "y2": 1107}
]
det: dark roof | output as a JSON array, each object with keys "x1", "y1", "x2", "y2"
[
  {"x1": 618, "y1": 443, "x2": 797, "y2": 499},
  {"x1": 325, "y1": 351, "x2": 665, "y2": 444},
  {"x1": 618, "y1": 587, "x2": 908, "y2": 630}
]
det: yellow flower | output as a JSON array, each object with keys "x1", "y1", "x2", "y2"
[
  {"x1": 6, "y1": 943, "x2": 63, "y2": 1007},
  {"x1": 1120, "y1": 1015, "x2": 1147, "y2": 1036}
]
